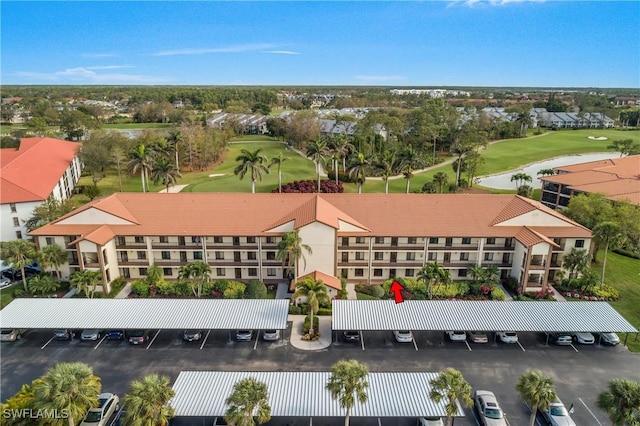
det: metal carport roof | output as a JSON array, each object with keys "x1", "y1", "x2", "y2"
[
  {"x1": 171, "y1": 370, "x2": 464, "y2": 418},
  {"x1": 0, "y1": 299, "x2": 289, "y2": 330},
  {"x1": 332, "y1": 300, "x2": 638, "y2": 333}
]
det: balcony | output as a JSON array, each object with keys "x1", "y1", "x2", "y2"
[
  {"x1": 429, "y1": 244, "x2": 480, "y2": 251},
  {"x1": 207, "y1": 260, "x2": 259, "y2": 267},
  {"x1": 118, "y1": 260, "x2": 151, "y2": 267}
]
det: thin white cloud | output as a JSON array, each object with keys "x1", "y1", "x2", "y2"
[
  {"x1": 263, "y1": 50, "x2": 300, "y2": 55},
  {"x1": 448, "y1": 0, "x2": 545, "y2": 7},
  {"x1": 355, "y1": 75, "x2": 406, "y2": 83},
  {"x1": 82, "y1": 53, "x2": 117, "y2": 58},
  {"x1": 154, "y1": 43, "x2": 277, "y2": 56},
  {"x1": 85, "y1": 65, "x2": 134, "y2": 70},
  {"x1": 13, "y1": 67, "x2": 171, "y2": 84}
]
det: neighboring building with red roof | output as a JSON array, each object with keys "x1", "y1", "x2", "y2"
[
  {"x1": 539, "y1": 155, "x2": 640, "y2": 209},
  {"x1": 30, "y1": 193, "x2": 591, "y2": 294},
  {"x1": 1, "y1": 137, "x2": 83, "y2": 242}
]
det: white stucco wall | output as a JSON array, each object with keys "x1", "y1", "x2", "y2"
[
  {"x1": 1, "y1": 201, "x2": 39, "y2": 242},
  {"x1": 298, "y1": 222, "x2": 336, "y2": 277},
  {"x1": 57, "y1": 208, "x2": 134, "y2": 225},
  {"x1": 496, "y1": 210, "x2": 573, "y2": 227}
]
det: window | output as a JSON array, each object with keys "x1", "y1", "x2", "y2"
[
  {"x1": 178, "y1": 236, "x2": 185, "y2": 246},
  {"x1": 355, "y1": 252, "x2": 364, "y2": 261},
  {"x1": 247, "y1": 252, "x2": 256, "y2": 260},
  {"x1": 217, "y1": 268, "x2": 225, "y2": 276},
  {"x1": 460, "y1": 252, "x2": 469, "y2": 261},
  {"x1": 428, "y1": 252, "x2": 437, "y2": 261},
  {"x1": 121, "y1": 268, "x2": 130, "y2": 279},
  {"x1": 15, "y1": 231, "x2": 22, "y2": 239},
  {"x1": 134, "y1": 236, "x2": 144, "y2": 243},
  {"x1": 408, "y1": 237, "x2": 417, "y2": 244},
  {"x1": 342, "y1": 237, "x2": 349, "y2": 246},
  {"x1": 341, "y1": 252, "x2": 349, "y2": 262},
  {"x1": 354, "y1": 269, "x2": 364, "y2": 277},
  {"x1": 445, "y1": 238, "x2": 452, "y2": 247},
  {"x1": 429, "y1": 237, "x2": 439, "y2": 244},
  {"x1": 267, "y1": 268, "x2": 276, "y2": 277},
  {"x1": 405, "y1": 268, "x2": 414, "y2": 277},
  {"x1": 266, "y1": 236, "x2": 275, "y2": 244},
  {"x1": 233, "y1": 237, "x2": 240, "y2": 246},
  {"x1": 462, "y1": 237, "x2": 471, "y2": 245},
  {"x1": 192, "y1": 236, "x2": 201, "y2": 244},
  {"x1": 374, "y1": 252, "x2": 384, "y2": 261},
  {"x1": 247, "y1": 236, "x2": 256, "y2": 243},
  {"x1": 137, "y1": 251, "x2": 146, "y2": 260},
  {"x1": 163, "y1": 268, "x2": 172, "y2": 276},
  {"x1": 248, "y1": 268, "x2": 257, "y2": 277},
  {"x1": 159, "y1": 236, "x2": 169, "y2": 243},
  {"x1": 266, "y1": 251, "x2": 276, "y2": 260},
  {"x1": 215, "y1": 251, "x2": 224, "y2": 260},
  {"x1": 484, "y1": 252, "x2": 494, "y2": 262},
  {"x1": 356, "y1": 237, "x2": 365, "y2": 244},
  {"x1": 12, "y1": 217, "x2": 20, "y2": 227},
  {"x1": 214, "y1": 236, "x2": 223, "y2": 243},
  {"x1": 161, "y1": 251, "x2": 171, "y2": 260},
  {"x1": 486, "y1": 237, "x2": 496, "y2": 245},
  {"x1": 458, "y1": 269, "x2": 467, "y2": 277},
  {"x1": 46, "y1": 237, "x2": 54, "y2": 245},
  {"x1": 375, "y1": 237, "x2": 384, "y2": 244},
  {"x1": 406, "y1": 252, "x2": 415, "y2": 261},
  {"x1": 194, "y1": 251, "x2": 203, "y2": 260},
  {"x1": 575, "y1": 239, "x2": 585, "y2": 248},
  {"x1": 139, "y1": 268, "x2": 148, "y2": 276},
  {"x1": 341, "y1": 269, "x2": 348, "y2": 278},
  {"x1": 9, "y1": 203, "x2": 17, "y2": 213},
  {"x1": 374, "y1": 269, "x2": 383, "y2": 277},
  {"x1": 117, "y1": 236, "x2": 125, "y2": 246}
]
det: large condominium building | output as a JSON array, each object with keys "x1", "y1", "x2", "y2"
[
  {"x1": 1, "y1": 137, "x2": 83, "y2": 242},
  {"x1": 30, "y1": 193, "x2": 592, "y2": 295}
]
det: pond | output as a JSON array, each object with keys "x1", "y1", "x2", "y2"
[{"x1": 476, "y1": 152, "x2": 621, "y2": 190}]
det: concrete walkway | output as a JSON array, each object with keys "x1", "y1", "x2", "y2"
[
  {"x1": 158, "y1": 184, "x2": 188, "y2": 193},
  {"x1": 115, "y1": 283, "x2": 132, "y2": 299},
  {"x1": 288, "y1": 314, "x2": 332, "y2": 350}
]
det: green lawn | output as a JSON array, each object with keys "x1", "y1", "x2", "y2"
[{"x1": 0, "y1": 283, "x2": 20, "y2": 309}]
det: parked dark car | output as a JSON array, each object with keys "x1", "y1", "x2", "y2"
[
  {"x1": 343, "y1": 330, "x2": 361, "y2": 343},
  {"x1": 183, "y1": 330, "x2": 202, "y2": 342},
  {"x1": 128, "y1": 330, "x2": 150, "y2": 345},
  {"x1": 53, "y1": 329, "x2": 74, "y2": 340},
  {"x1": 106, "y1": 330, "x2": 125, "y2": 340}
]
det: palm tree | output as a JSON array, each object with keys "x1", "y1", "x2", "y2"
[
  {"x1": 276, "y1": 230, "x2": 312, "y2": 285},
  {"x1": 224, "y1": 377, "x2": 271, "y2": 426},
  {"x1": 151, "y1": 157, "x2": 182, "y2": 193},
  {"x1": 293, "y1": 277, "x2": 329, "y2": 336},
  {"x1": 596, "y1": 378, "x2": 640, "y2": 426},
  {"x1": 33, "y1": 362, "x2": 102, "y2": 426},
  {"x1": 593, "y1": 222, "x2": 624, "y2": 286},
  {"x1": 268, "y1": 152, "x2": 289, "y2": 193},
  {"x1": 467, "y1": 264, "x2": 487, "y2": 284},
  {"x1": 373, "y1": 150, "x2": 397, "y2": 194},
  {"x1": 306, "y1": 137, "x2": 329, "y2": 192},
  {"x1": 562, "y1": 248, "x2": 589, "y2": 279},
  {"x1": 333, "y1": 134, "x2": 354, "y2": 173},
  {"x1": 537, "y1": 168, "x2": 556, "y2": 177},
  {"x1": 0, "y1": 239, "x2": 37, "y2": 292},
  {"x1": 326, "y1": 359, "x2": 369, "y2": 426},
  {"x1": 38, "y1": 244, "x2": 67, "y2": 279},
  {"x1": 28, "y1": 274, "x2": 60, "y2": 296},
  {"x1": 70, "y1": 270, "x2": 102, "y2": 298},
  {"x1": 510, "y1": 172, "x2": 532, "y2": 190},
  {"x1": 450, "y1": 143, "x2": 473, "y2": 187},
  {"x1": 166, "y1": 129, "x2": 184, "y2": 170},
  {"x1": 234, "y1": 148, "x2": 270, "y2": 193},
  {"x1": 433, "y1": 172, "x2": 449, "y2": 193},
  {"x1": 417, "y1": 262, "x2": 450, "y2": 300},
  {"x1": 347, "y1": 152, "x2": 369, "y2": 194},
  {"x1": 128, "y1": 143, "x2": 155, "y2": 193},
  {"x1": 399, "y1": 144, "x2": 425, "y2": 193},
  {"x1": 515, "y1": 370, "x2": 557, "y2": 426},
  {"x1": 178, "y1": 261, "x2": 211, "y2": 297},
  {"x1": 123, "y1": 374, "x2": 175, "y2": 426},
  {"x1": 429, "y1": 368, "x2": 473, "y2": 426}
]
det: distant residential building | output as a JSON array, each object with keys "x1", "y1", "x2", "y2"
[
  {"x1": 390, "y1": 89, "x2": 470, "y2": 97},
  {"x1": 531, "y1": 109, "x2": 615, "y2": 129},
  {"x1": 539, "y1": 155, "x2": 640, "y2": 209},
  {"x1": 1, "y1": 137, "x2": 83, "y2": 242},
  {"x1": 206, "y1": 113, "x2": 269, "y2": 134}
]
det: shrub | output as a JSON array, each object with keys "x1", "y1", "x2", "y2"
[
  {"x1": 173, "y1": 280, "x2": 191, "y2": 297},
  {"x1": 327, "y1": 169, "x2": 354, "y2": 183},
  {"x1": 369, "y1": 284, "x2": 385, "y2": 298},
  {"x1": 503, "y1": 277, "x2": 519, "y2": 294},
  {"x1": 244, "y1": 280, "x2": 268, "y2": 299},
  {"x1": 432, "y1": 282, "x2": 469, "y2": 299},
  {"x1": 317, "y1": 307, "x2": 332, "y2": 316},
  {"x1": 223, "y1": 281, "x2": 246, "y2": 299},
  {"x1": 354, "y1": 284, "x2": 370, "y2": 294},
  {"x1": 591, "y1": 284, "x2": 620, "y2": 300},
  {"x1": 155, "y1": 280, "x2": 174, "y2": 296},
  {"x1": 303, "y1": 315, "x2": 320, "y2": 334},
  {"x1": 338, "y1": 278, "x2": 348, "y2": 300},
  {"x1": 212, "y1": 279, "x2": 230, "y2": 293},
  {"x1": 202, "y1": 280, "x2": 216, "y2": 295},
  {"x1": 491, "y1": 287, "x2": 506, "y2": 301},
  {"x1": 130, "y1": 280, "x2": 149, "y2": 297},
  {"x1": 273, "y1": 179, "x2": 344, "y2": 193},
  {"x1": 107, "y1": 277, "x2": 127, "y2": 297},
  {"x1": 288, "y1": 305, "x2": 303, "y2": 315}
]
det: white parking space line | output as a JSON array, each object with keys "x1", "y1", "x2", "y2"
[
  {"x1": 93, "y1": 335, "x2": 107, "y2": 350},
  {"x1": 517, "y1": 341, "x2": 526, "y2": 351},
  {"x1": 360, "y1": 331, "x2": 365, "y2": 351},
  {"x1": 200, "y1": 330, "x2": 211, "y2": 350},
  {"x1": 579, "y1": 397, "x2": 604, "y2": 426},
  {"x1": 465, "y1": 340, "x2": 472, "y2": 351},
  {"x1": 569, "y1": 343, "x2": 579, "y2": 353},
  {"x1": 146, "y1": 330, "x2": 161, "y2": 349},
  {"x1": 253, "y1": 333, "x2": 259, "y2": 350},
  {"x1": 40, "y1": 337, "x2": 54, "y2": 349},
  {"x1": 412, "y1": 336, "x2": 419, "y2": 351}
]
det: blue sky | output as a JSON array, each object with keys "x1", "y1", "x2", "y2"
[{"x1": 1, "y1": 1, "x2": 638, "y2": 88}]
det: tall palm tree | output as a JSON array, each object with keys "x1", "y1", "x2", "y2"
[
  {"x1": 128, "y1": 143, "x2": 155, "y2": 193},
  {"x1": 515, "y1": 370, "x2": 557, "y2": 426},
  {"x1": 373, "y1": 150, "x2": 397, "y2": 194},
  {"x1": 0, "y1": 239, "x2": 37, "y2": 291},
  {"x1": 429, "y1": 368, "x2": 473, "y2": 426},
  {"x1": 333, "y1": 134, "x2": 355, "y2": 173},
  {"x1": 268, "y1": 152, "x2": 289, "y2": 193},
  {"x1": 70, "y1": 270, "x2": 102, "y2": 298},
  {"x1": 399, "y1": 144, "x2": 425, "y2": 193},
  {"x1": 562, "y1": 248, "x2": 589, "y2": 279},
  {"x1": 306, "y1": 137, "x2": 329, "y2": 192},
  {"x1": 166, "y1": 129, "x2": 184, "y2": 170},
  {"x1": 178, "y1": 261, "x2": 211, "y2": 297},
  {"x1": 593, "y1": 222, "x2": 624, "y2": 286},
  {"x1": 234, "y1": 148, "x2": 270, "y2": 193},
  {"x1": 467, "y1": 264, "x2": 487, "y2": 284},
  {"x1": 151, "y1": 157, "x2": 182, "y2": 193},
  {"x1": 450, "y1": 143, "x2": 473, "y2": 187},
  {"x1": 347, "y1": 152, "x2": 369, "y2": 194},
  {"x1": 293, "y1": 277, "x2": 329, "y2": 336},
  {"x1": 123, "y1": 374, "x2": 175, "y2": 426},
  {"x1": 417, "y1": 262, "x2": 450, "y2": 300},
  {"x1": 224, "y1": 377, "x2": 271, "y2": 426},
  {"x1": 326, "y1": 359, "x2": 369, "y2": 426},
  {"x1": 432, "y1": 172, "x2": 449, "y2": 193},
  {"x1": 537, "y1": 168, "x2": 556, "y2": 177},
  {"x1": 596, "y1": 378, "x2": 640, "y2": 426},
  {"x1": 276, "y1": 230, "x2": 312, "y2": 285},
  {"x1": 510, "y1": 172, "x2": 532, "y2": 190},
  {"x1": 33, "y1": 362, "x2": 102, "y2": 426}
]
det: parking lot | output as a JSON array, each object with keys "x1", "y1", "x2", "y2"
[{"x1": 2, "y1": 325, "x2": 637, "y2": 426}]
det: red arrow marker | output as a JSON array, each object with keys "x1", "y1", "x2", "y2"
[{"x1": 389, "y1": 280, "x2": 405, "y2": 304}]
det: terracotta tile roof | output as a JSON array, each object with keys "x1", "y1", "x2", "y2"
[
  {"x1": 81, "y1": 225, "x2": 116, "y2": 246},
  {"x1": 268, "y1": 194, "x2": 369, "y2": 231},
  {"x1": 297, "y1": 270, "x2": 342, "y2": 290},
  {"x1": 1, "y1": 137, "x2": 80, "y2": 203},
  {"x1": 514, "y1": 226, "x2": 558, "y2": 248},
  {"x1": 30, "y1": 193, "x2": 591, "y2": 241}
]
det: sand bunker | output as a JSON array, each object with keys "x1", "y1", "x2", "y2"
[
  {"x1": 209, "y1": 173, "x2": 225, "y2": 177},
  {"x1": 587, "y1": 136, "x2": 608, "y2": 141}
]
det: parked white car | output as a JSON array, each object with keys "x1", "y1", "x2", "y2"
[
  {"x1": 496, "y1": 331, "x2": 518, "y2": 343},
  {"x1": 393, "y1": 330, "x2": 414, "y2": 343},
  {"x1": 447, "y1": 330, "x2": 467, "y2": 342},
  {"x1": 468, "y1": 331, "x2": 488, "y2": 343},
  {"x1": 474, "y1": 390, "x2": 507, "y2": 426},
  {"x1": 572, "y1": 332, "x2": 595, "y2": 344},
  {"x1": 0, "y1": 329, "x2": 26, "y2": 342},
  {"x1": 263, "y1": 330, "x2": 280, "y2": 341},
  {"x1": 79, "y1": 392, "x2": 119, "y2": 426},
  {"x1": 541, "y1": 398, "x2": 575, "y2": 426},
  {"x1": 417, "y1": 417, "x2": 444, "y2": 426},
  {"x1": 599, "y1": 332, "x2": 620, "y2": 346}
]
